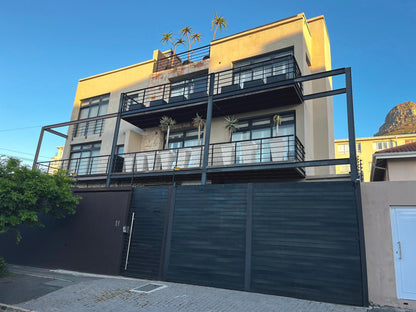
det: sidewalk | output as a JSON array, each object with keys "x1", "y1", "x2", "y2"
[{"x1": 0, "y1": 265, "x2": 413, "y2": 312}]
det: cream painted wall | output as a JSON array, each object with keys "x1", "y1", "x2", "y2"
[
  {"x1": 387, "y1": 158, "x2": 416, "y2": 181},
  {"x1": 361, "y1": 182, "x2": 416, "y2": 309},
  {"x1": 307, "y1": 16, "x2": 334, "y2": 175}
]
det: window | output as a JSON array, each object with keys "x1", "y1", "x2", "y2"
[
  {"x1": 337, "y1": 143, "x2": 361, "y2": 154},
  {"x1": 167, "y1": 129, "x2": 203, "y2": 149},
  {"x1": 170, "y1": 75, "x2": 208, "y2": 101},
  {"x1": 69, "y1": 142, "x2": 101, "y2": 175},
  {"x1": 233, "y1": 48, "x2": 294, "y2": 88},
  {"x1": 373, "y1": 141, "x2": 396, "y2": 151},
  {"x1": 74, "y1": 94, "x2": 109, "y2": 137},
  {"x1": 405, "y1": 139, "x2": 416, "y2": 144},
  {"x1": 231, "y1": 112, "x2": 295, "y2": 163},
  {"x1": 337, "y1": 144, "x2": 349, "y2": 154}
]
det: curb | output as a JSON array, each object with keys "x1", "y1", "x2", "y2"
[{"x1": 0, "y1": 304, "x2": 36, "y2": 312}]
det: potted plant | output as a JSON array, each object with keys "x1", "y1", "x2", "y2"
[
  {"x1": 269, "y1": 114, "x2": 287, "y2": 161},
  {"x1": 159, "y1": 116, "x2": 177, "y2": 170},
  {"x1": 218, "y1": 116, "x2": 238, "y2": 165},
  {"x1": 161, "y1": 32, "x2": 185, "y2": 68},
  {"x1": 180, "y1": 26, "x2": 202, "y2": 63},
  {"x1": 188, "y1": 113, "x2": 205, "y2": 168}
]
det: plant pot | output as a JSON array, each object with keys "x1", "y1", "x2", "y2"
[
  {"x1": 176, "y1": 148, "x2": 191, "y2": 169},
  {"x1": 240, "y1": 141, "x2": 258, "y2": 164},
  {"x1": 269, "y1": 137, "x2": 288, "y2": 161},
  {"x1": 189, "y1": 146, "x2": 203, "y2": 168},
  {"x1": 123, "y1": 154, "x2": 134, "y2": 172},
  {"x1": 135, "y1": 153, "x2": 148, "y2": 172},
  {"x1": 146, "y1": 152, "x2": 158, "y2": 171},
  {"x1": 159, "y1": 150, "x2": 176, "y2": 170},
  {"x1": 220, "y1": 143, "x2": 236, "y2": 166}
]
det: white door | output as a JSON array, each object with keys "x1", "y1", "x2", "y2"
[{"x1": 390, "y1": 207, "x2": 416, "y2": 300}]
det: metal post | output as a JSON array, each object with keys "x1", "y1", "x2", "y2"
[
  {"x1": 32, "y1": 127, "x2": 45, "y2": 170},
  {"x1": 201, "y1": 73, "x2": 215, "y2": 184},
  {"x1": 106, "y1": 93, "x2": 125, "y2": 187},
  {"x1": 345, "y1": 67, "x2": 358, "y2": 181}
]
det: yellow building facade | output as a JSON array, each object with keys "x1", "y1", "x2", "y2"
[{"x1": 335, "y1": 134, "x2": 416, "y2": 181}]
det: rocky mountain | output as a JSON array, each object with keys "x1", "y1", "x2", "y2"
[{"x1": 374, "y1": 101, "x2": 416, "y2": 136}]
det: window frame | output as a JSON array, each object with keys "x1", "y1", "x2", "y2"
[
  {"x1": 74, "y1": 94, "x2": 110, "y2": 138},
  {"x1": 69, "y1": 142, "x2": 101, "y2": 175}
]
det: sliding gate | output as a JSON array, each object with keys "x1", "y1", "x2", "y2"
[{"x1": 121, "y1": 181, "x2": 366, "y2": 306}]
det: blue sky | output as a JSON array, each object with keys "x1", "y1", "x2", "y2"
[{"x1": 0, "y1": 0, "x2": 415, "y2": 164}]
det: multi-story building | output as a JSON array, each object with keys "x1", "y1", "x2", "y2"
[
  {"x1": 26, "y1": 14, "x2": 371, "y2": 306},
  {"x1": 335, "y1": 133, "x2": 416, "y2": 181},
  {"x1": 35, "y1": 13, "x2": 335, "y2": 186}
]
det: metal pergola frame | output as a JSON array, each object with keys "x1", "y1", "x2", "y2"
[{"x1": 33, "y1": 67, "x2": 358, "y2": 185}]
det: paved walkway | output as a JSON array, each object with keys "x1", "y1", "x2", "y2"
[{"x1": 0, "y1": 265, "x2": 413, "y2": 312}]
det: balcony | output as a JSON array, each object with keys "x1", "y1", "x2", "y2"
[
  {"x1": 36, "y1": 135, "x2": 305, "y2": 182},
  {"x1": 122, "y1": 55, "x2": 303, "y2": 128}
]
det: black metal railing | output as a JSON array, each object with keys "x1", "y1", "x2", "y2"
[
  {"x1": 155, "y1": 45, "x2": 211, "y2": 72},
  {"x1": 36, "y1": 155, "x2": 111, "y2": 176},
  {"x1": 36, "y1": 135, "x2": 304, "y2": 177},
  {"x1": 122, "y1": 54, "x2": 302, "y2": 113},
  {"x1": 72, "y1": 119, "x2": 105, "y2": 139},
  {"x1": 207, "y1": 135, "x2": 304, "y2": 167}
]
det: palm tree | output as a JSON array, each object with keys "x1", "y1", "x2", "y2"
[
  {"x1": 224, "y1": 115, "x2": 239, "y2": 142},
  {"x1": 192, "y1": 113, "x2": 205, "y2": 144},
  {"x1": 160, "y1": 116, "x2": 176, "y2": 148},
  {"x1": 211, "y1": 11, "x2": 228, "y2": 41},
  {"x1": 180, "y1": 26, "x2": 202, "y2": 62},
  {"x1": 273, "y1": 114, "x2": 282, "y2": 136},
  {"x1": 161, "y1": 33, "x2": 185, "y2": 67}
]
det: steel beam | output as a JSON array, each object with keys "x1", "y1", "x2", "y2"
[
  {"x1": 303, "y1": 88, "x2": 346, "y2": 101},
  {"x1": 294, "y1": 68, "x2": 346, "y2": 83},
  {"x1": 201, "y1": 73, "x2": 215, "y2": 185},
  {"x1": 32, "y1": 127, "x2": 45, "y2": 169},
  {"x1": 345, "y1": 68, "x2": 358, "y2": 181},
  {"x1": 45, "y1": 128, "x2": 68, "y2": 139},
  {"x1": 42, "y1": 113, "x2": 118, "y2": 129},
  {"x1": 106, "y1": 94, "x2": 125, "y2": 187}
]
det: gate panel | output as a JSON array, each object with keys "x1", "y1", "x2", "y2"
[
  {"x1": 166, "y1": 184, "x2": 247, "y2": 290},
  {"x1": 251, "y1": 181, "x2": 363, "y2": 305},
  {"x1": 121, "y1": 186, "x2": 169, "y2": 279}
]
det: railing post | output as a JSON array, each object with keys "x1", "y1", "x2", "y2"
[
  {"x1": 345, "y1": 67, "x2": 358, "y2": 181},
  {"x1": 106, "y1": 93, "x2": 125, "y2": 187},
  {"x1": 201, "y1": 73, "x2": 215, "y2": 184}
]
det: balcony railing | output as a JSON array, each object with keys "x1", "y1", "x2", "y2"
[
  {"x1": 155, "y1": 45, "x2": 211, "y2": 72},
  {"x1": 122, "y1": 55, "x2": 302, "y2": 113},
  {"x1": 72, "y1": 119, "x2": 105, "y2": 139},
  {"x1": 36, "y1": 135, "x2": 304, "y2": 177}
]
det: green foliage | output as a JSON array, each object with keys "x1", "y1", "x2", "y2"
[
  {"x1": 0, "y1": 156, "x2": 80, "y2": 243},
  {"x1": 0, "y1": 256, "x2": 8, "y2": 277},
  {"x1": 224, "y1": 115, "x2": 239, "y2": 141},
  {"x1": 211, "y1": 10, "x2": 228, "y2": 40}
]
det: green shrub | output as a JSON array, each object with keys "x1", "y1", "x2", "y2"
[{"x1": 0, "y1": 256, "x2": 8, "y2": 277}]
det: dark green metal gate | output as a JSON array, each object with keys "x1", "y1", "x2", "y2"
[{"x1": 121, "y1": 181, "x2": 366, "y2": 306}]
